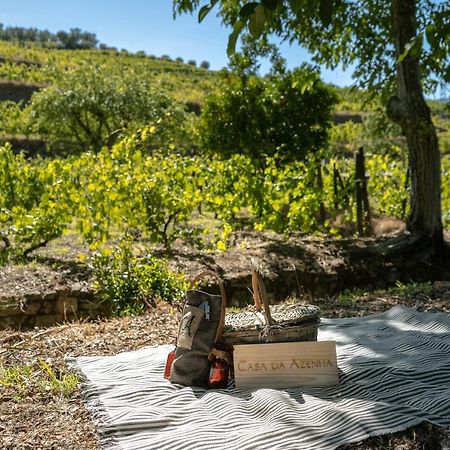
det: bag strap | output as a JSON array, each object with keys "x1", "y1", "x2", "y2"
[
  {"x1": 191, "y1": 270, "x2": 227, "y2": 342},
  {"x1": 251, "y1": 259, "x2": 275, "y2": 326}
]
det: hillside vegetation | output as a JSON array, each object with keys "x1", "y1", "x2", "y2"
[
  {"x1": 0, "y1": 40, "x2": 448, "y2": 271},
  {"x1": 0, "y1": 39, "x2": 448, "y2": 151},
  {"x1": 0, "y1": 40, "x2": 217, "y2": 102}
]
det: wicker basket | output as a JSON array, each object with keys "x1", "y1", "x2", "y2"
[{"x1": 222, "y1": 260, "x2": 320, "y2": 345}]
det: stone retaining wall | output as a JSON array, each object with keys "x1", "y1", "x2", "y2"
[
  {"x1": 2, "y1": 236, "x2": 449, "y2": 330},
  {"x1": 0, "y1": 283, "x2": 109, "y2": 330},
  {"x1": 0, "y1": 271, "x2": 342, "y2": 330}
]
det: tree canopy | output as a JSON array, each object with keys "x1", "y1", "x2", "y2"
[
  {"x1": 29, "y1": 66, "x2": 188, "y2": 152},
  {"x1": 174, "y1": 1, "x2": 449, "y2": 95},
  {"x1": 0, "y1": 23, "x2": 99, "y2": 49},
  {"x1": 173, "y1": 0, "x2": 450, "y2": 249},
  {"x1": 200, "y1": 64, "x2": 337, "y2": 161}
]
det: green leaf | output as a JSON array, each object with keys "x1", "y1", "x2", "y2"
[
  {"x1": 300, "y1": 82, "x2": 312, "y2": 94},
  {"x1": 198, "y1": 0, "x2": 218, "y2": 23},
  {"x1": 198, "y1": 5, "x2": 211, "y2": 23},
  {"x1": 239, "y1": 2, "x2": 259, "y2": 18},
  {"x1": 425, "y1": 24, "x2": 438, "y2": 48},
  {"x1": 263, "y1": 7, "x2": 276, "y2": 27},
  {"x1": 261, "y1": 0, "x2": 279, "y2": 10},
  {"x1": 319, "y1": 0, "x2": 333, "y2": 26},
  {"x1": 248, "y1": 5, "x2": 266, "y2": 38},
  {"x1": 398, "y1": 34, "x2": 423, "y2": 62},
  {"x1": 306, "y1": 0, "x2": 317, "y2": 14},
  {"x1": 410, "y1": 33, "x2": 423, "y2": 59},
  {"x1": 444, "y1": 65, "x2": 450, "y2": 83},
  {"x1": 288, "y1": 0, "x2": 302, "y2": 14},
  {"x1": 227, "y1": 20, "x2": 246, "y2": 57}
]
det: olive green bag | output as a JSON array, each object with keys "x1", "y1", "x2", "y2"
[{"x1": 169, "y1": 271, "x2": 227, "y2": 387}]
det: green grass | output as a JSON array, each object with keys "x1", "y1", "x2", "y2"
[{"x1": 0, "y1": 360, "x2": 78, "y2": 402}]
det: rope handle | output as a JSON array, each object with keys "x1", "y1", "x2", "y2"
[
  {"x1": 250, "y1": 258, "x2": 275, "y2": 327},
  {"x1": 190, "y1": 270, "x2": 227, "y2": 342}
]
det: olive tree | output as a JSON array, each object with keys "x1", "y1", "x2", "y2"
[
  {"x1": 174, "y1": 0, "x2": 449, "y2": 255},
  {"x1": 29, "y1": 65, "x2": 187, "y2": 152}
]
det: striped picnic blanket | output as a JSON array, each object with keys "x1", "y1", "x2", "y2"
[{"x1": 67, "y1": 305, "x2": 450, "y2": 450}]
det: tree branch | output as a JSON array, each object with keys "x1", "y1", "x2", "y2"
[
  {"x1": 162, "y1": 211, "x2": 179, "y2": 251},
  {"x1": 23, "y1": 240, "x2": 50, "y2": 257}
]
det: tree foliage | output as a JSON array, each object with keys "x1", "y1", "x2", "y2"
[
  {"x1": 174, "y1": 0, "x2": 449, "y2": 95},
  {"x1": 28, "y1": 65, "x2": 188, "y2": 151},
  {"x1": 173, "y1": 0, "x2": 450, "y2": 246},
  {"x1": 201, "y1": 64, "x2": 337, "y2": 161},
  {"x1": 0, "y1": 23, "x2": 99, "y2": 50}
]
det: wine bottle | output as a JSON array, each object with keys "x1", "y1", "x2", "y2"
[
  {"x1": 208, "y1": 358, "x2": 229, "y2": 389},
  {"x1": 164, "y1": 348, "x2": 177, "y2": 379}
]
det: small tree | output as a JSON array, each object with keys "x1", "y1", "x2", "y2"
[
  {"x1": 187, "y1": 59, "x2": 197, "y2": 66},
  {"x1": 200, "y1": 60, "x2": 210, "y2": 69},
  {"x1": 200, "y1": 64, "x2": 337, "y2": 162},
  {"x1": 28, "y1": 66, "x2": 187, "y2": 152}
]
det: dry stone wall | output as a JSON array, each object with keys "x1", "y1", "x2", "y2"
[
  {"x1": 2, "y1": 233, "x2": 449, "y2": 330},
  {"x1": 0, "y1": 283, "x2": 110, "y2": 330}
]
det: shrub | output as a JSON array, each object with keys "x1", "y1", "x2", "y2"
[
  {"x1": 91, "y1": 241, "x2": 188, "y2": 316},
  {"x1": 200, "y1": 60, "x2": 210, "y2": 69}
]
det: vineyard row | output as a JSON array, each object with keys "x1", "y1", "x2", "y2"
[{"x1": 1, "y1": 134, "x2": 449, "y2": 260}]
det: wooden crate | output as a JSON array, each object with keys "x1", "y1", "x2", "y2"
[{"x1": 233, "y1": 341, "x2": 339, "y2": 388}]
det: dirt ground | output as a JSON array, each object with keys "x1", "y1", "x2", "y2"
[
  {"x1": 1, "y1": 282, "x2": 450, "y2": 450},
  {"x1": 2, "y1": 225, "x2": 450, "y2": 308},
  {"x1": 1, "y1": 226, "x2": 450, "y2": 449}
]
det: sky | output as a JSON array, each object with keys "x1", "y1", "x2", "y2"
[{"x1": 0, "y1": 0, "x2": 356, "y2": 87}]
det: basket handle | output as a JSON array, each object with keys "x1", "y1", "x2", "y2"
[
  {"x1": 191, "y1": 270, "x2": 227, "y2": 342},
  {"x1": 250, "y1": 259, "x2": 275, "y2": 326}
]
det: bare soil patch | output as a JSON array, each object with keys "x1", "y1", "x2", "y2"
[{"x1": 2, "y1": 227, "x2": 450, "y2": 310}]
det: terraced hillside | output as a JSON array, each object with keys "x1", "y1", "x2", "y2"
[
  {"x1": 1, "y1": 40, "x2": 448, "y2": 155},
  {"x1": 0, "y1": 40, "x2": 218, "y2": 101},
  {"x1": 0, "y1": 41, "x2": 223, "y2": 154}
]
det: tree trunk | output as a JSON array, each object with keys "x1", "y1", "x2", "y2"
[{"x1": 387, "y1": 0, "x2": 443, "y2": 249}]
